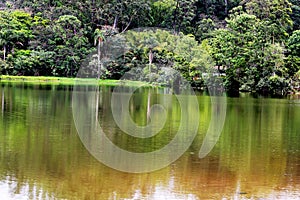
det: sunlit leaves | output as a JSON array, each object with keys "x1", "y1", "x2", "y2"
[
  {"x1": 118, "y1": 29, "x2": 214, "y2": 83},
  {"x1": 286, "y1": 30, "x2": 300, "y2": 78},
  {"x1": 244, "y1": 0, "x2": 293, "y2": 42},
  {"x1": 0, "y1": 10, "x2": 33, "y2": 58},
  {"x1": 209, "y1": 11, "x2": 289, "y2": 94}
]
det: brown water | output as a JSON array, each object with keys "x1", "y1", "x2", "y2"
[{"x1": 0, "y1": 83, "x2": 299, "y2": 200}]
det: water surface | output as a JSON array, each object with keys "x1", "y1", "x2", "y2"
[{"x1": 0, "y1": 83, "x2": 299, "y2": 199}]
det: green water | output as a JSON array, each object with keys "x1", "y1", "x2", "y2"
[{"x1": 0, "y1": 83, "x2": 299, "y2": 199}]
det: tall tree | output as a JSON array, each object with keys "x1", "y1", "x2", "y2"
[
  {"x1": 0, "y1": 10, "x2": 33, "y2": 60},
  {"x1": 243, "y1": 0, "x2": 293, "y2": 43},
  {"x1": 286, "y1": 30, "x2": 300, "y2": 77},
  {"x1": 172, "y1": 0, "x2": 197, "y2": 33},
  {"x1": 93, "y1": 28, "x2": 105, "y2": 79},
  {"x1": 48, "y1": 15, "x2": 90, "y2": 76},
  {"x1": 210, "y1": 10, "x2": 288, "y2": 94}
]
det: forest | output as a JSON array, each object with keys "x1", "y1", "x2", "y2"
[{"x1": 0, "y1": 0, "x2": 300, "y2": 95}]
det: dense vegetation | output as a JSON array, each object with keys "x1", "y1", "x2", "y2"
[{"x1": 0, "y1": 0, "x2": 300, "y2": 95}]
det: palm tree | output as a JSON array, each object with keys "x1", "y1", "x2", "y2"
[
  {"x1": 93, "y1": 29, "x2": 105, "y2": 79},
  {"x1": 144, "y1": 36, "x2": 158, "y2": 82}
]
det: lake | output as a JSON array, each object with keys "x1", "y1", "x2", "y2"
[{"x1": 0, "y1": 83, "x2": 299, "y2": 199}]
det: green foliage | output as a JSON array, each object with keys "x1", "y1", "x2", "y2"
[
  {"x1": 149, "y1": 0, "x2": 176, "y2": 28},
  {"x1": 0, "y1": 0, "x2": 298, "y2": 95},
  {"x1": 98, "y1": 0, "x2": 151, "y2": 30},
  {"x1": 46, "y1": 15, "x2": 90, "y2": 77},
  {"x1": 244, "y1": 0, "x2": 293, "y2": 42},
  {"x1": 290, "y1": 0, "x2": 300, "y2": 30},
  {"x1": 116, "y1": 29, "x2": 213, "y2": 85},
  {"x1": 209, "y1": 10, "x2": 290, "y2": 94},
  {"x1": 286, "y1": 30, "x2": 300, "y2": 81},
  {"x1": 288, "y1": 30, "x2": 300, "y2": 56},
  {"x1": 172, "y1": 0, "x2": 197, "y2": 33},
  {"x1": 194, "y1": 18, "x2": 216, "y2": 41},
  {"x1": 0, "y1": 10, "x2": 33, "y2": 60}
]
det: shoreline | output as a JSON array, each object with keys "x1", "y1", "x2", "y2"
[
  {"x1": 0, "y1": 75, "x2": 152, "y2": 87},
  {"x1": 2, "y1": 75, "x2": 299, "y2": 97}
]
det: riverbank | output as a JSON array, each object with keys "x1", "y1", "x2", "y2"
[{"x1": 0, "y1": 75, "x2": 151, "y2": 87}]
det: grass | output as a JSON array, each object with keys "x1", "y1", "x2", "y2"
[{"x1": 0, "y1": 75, "x2": 153, "y2": 87}]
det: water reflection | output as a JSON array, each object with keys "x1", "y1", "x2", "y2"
[
  {"x1": 0, "y1": 178, "x2": 55, "y2": 200},
  {"x1": 0, "y1": 83, "x2": 299, "y2": 199}
]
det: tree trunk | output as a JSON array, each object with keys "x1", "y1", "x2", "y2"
[
  {"x1": 121, "y1": 17, "x2": 133, "y2": 33},
  {"x1": 3, "y1": 45, "x2": 6, "y2": 61},
  {"x1": 149, "y1": 49, "x2": 153, "y2": 82},
  {"x1": 95, "y1": 87, "x2": 99, "y2": 123},
  {"x1": 113, "y1": 16, "x2": 118, "y2": 29},
  {"x1": 1, "y1": 89, "x2": 4, "y2": 115},
  {"x1": 97, "y1": 38, "x2": 101, "y2": 79},
  {"x1": 173, "y1": 0, "x2": 179, "y2": 33},
  {"x1": 224, "y1": 0, "x2": 228, "y2": 15},
  {"x1": 147, "y1": 91, "x2": 151, "y2": 123}
]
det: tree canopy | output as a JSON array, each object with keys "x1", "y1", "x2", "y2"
[{"x1": 0, "y1": 0, "x2": 299, "y2": 95}]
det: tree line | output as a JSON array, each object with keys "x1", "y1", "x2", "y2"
[{"x1": 0, "y1": 0, "x2": 300, "y2": 95}]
